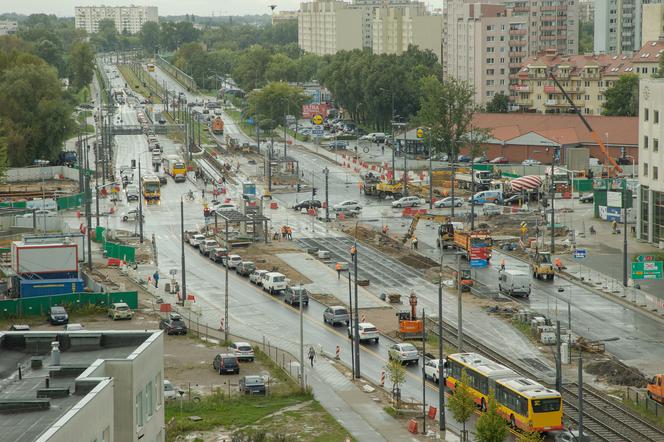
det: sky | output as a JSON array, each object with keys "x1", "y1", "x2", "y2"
[{"x1": 4, "y1": 0, "x2": 439, "y2": 17}]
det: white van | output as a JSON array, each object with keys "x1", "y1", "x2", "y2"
[
  {"x1": 263, "y1": 272, "x2": 287, "y2": 295},
  {"x1": 470, "y1": 190, "x2": 503, "y2": 205},
  {"x1": 498, "y1": 269, "x2": 531, "y2": 298}
]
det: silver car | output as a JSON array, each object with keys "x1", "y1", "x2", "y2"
[
  {"x1": 323, "y1": 306, "x2": 350, "y2": 326},
  {"x1": 388, "y1": 343, "x2": 419, "y2": 365}
]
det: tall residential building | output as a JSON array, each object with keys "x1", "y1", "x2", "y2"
[
  {"x1": 372, "y1": 2, "x2": 442, "y2": 60},
  {"x1": 637, "y1": 77, "x2": 664, "y2": 244},
  {"x1": 298, "y1": 1, "x2": 364, "y2": 55},
  {"x1": 272, "y1": 10, "x2": 299, "y2": 25},
  {"x1": 642, "y1": 3, "x2": 664, "y2": 43},
  {"x1": 0, "y1": 21, "x2": 18, "y2": 35},
  {"x1": 592, "y1": 0, "x2": 664, "y2": 54},
  {"x1": 75, "y1": 6, "x2": 158, "y2": 35},
  {"x1": 579, "y1": 0, "x2": 596, "y2": 21}
]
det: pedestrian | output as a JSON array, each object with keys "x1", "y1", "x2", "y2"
[
  {"x1": 336, "y1": 262, "x2": 342, "y2": 280},
  {"x1": 153, "y1": 271, "x2": 160, "y2": 288},
  {"x1": 500, "y1": 259, "x2": 505, "y2": 272},
  {"x1": 554, "y1": 257, "x2": 563, "y2": 272},
  {"x1": 381, "y1": 144, "x2": 385, "y2": 155},
  {"x1": 612, "y1": 220, "x2": 618, "y2": 234},
  {"x1": 287, "y1": 227, "x2": 293, "y2": 240},
  {"x1": 382, "y1": 225, "x2": 389, "y2": 235},
  {"x1": 308, "y1": 346, "x2": 316, "y2": 367},
  {"x1": 281, "y1": 226, "x2": 287, "y2": 239},
  {"x1": 411, "y1": 235, "x2": 418, "y2": 250},
  {"x1": 202, "y1": 188, "x2": 205, "y2": 198}
]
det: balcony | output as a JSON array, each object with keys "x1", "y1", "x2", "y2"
[
  {"x1": 509, "y1": 39, "x2": 527, "y2": 46},
  {"x1": 512, "y1": 84, "x2": 530, "y2": 92},
  {"x1": 543, "y1": 85, "x2": 559, "y2": 93},
  {"x1": 541, "y1": 35, "x2": 557, "y2": 40},
  {"x1": 513, "y1": 6, "x2": 530, "y2": 12},
  {"x1": 541, "y1": 5, "x2": 559, "y2": 11},
  {"x1": 509, "y1": 28, "x2": 528, "y2": 35},
  {"x1": 509, "y1": 62, "x2": 524, "y2": 68},
  {"x1": 509, "y1": 51, "x2": 527, "y2": 57}
]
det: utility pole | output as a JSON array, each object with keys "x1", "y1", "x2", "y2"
[
  {"x1": 623, "y1": 178, "x2": 628, "y2": 286},
  {"x1": 438, "y1": 252, "x2": 446, "y2": 431},
  {"x1": 267, "y1": 141, "x2": 273, "y2": 192},
  {"x1": 470, "y1": 156, "x2": 476, "y2": 231},
  {"x1": 95, "y1": 184, "x2": 100, "y2": 227},
  {"x1": 352, "y1": 243, "x2": 360, "y2": 378},
  {"x1": 550, "y1": 155, "x2": 556, "y2": 254},
  {"x1": 348, "y1": 271, "x2": 355, "y2": 378},
  {"x1": 224, "y1": 219, "x2": 229, "y2": 343},
  {"x1": 138, "y1": 161, "x2": 144, "y2": 243},
  {"x1": 299, "y1": 284, "x2": 305, "y2": 390},
  {"x1": 578, "y1": 356, "x2": 584, "y2": 439},
  {"x1": 403, "y1": 126, "x2": 408, "y2": 197},
  {"x1": 451, "y1": 161, "x2": 456, "y2": 218},
  {"x1": 555, "y1": 320, "x2": 562, "y2": 392},
  {"x1": 324, "y1": 167, "x2": 330, "y2": 222},
  {"x1": 84, "y1": 149, "x2": 93, "y2": 271},
  {"x1": 180, "y1": 197, "x2": 186, "y2": 306},
  {"x1": 457, "y1": 253, "x2": 463, "y2": 352},
  {"x1": 421, "y1": 307, "x2": 427, "y2": 435},
  {"x1": 428, "y1": 131, "x2": 433, "y2": 209}
]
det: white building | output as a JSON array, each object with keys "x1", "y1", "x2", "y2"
[
  {"x1": 372, "y1": 2, "x2": 442, "y2": 60},
  {"x1": 0, "y1": 21, "x2": 18, "y2": 35},
  {"x1": 298, "y1": 0, "x2": 364, "y2": 55},
  {"x1": 637, "y1": 78, "x2": 664, "y2": 244},
  {"x1": 75, "y1": 6, "x2": 158, "y2": 35},
  {"x1": 0, "y1": 330, "x2": 165, "y2": 442},
  {"x1": 642, "y1": 3, "x2": 664, "y2": 43},
  {"x1": 593, "y1": 0, "x2": 664, "y2": 54}
]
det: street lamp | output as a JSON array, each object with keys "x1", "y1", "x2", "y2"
[{"x1": 33, "y1": 159, "x2": 50, "y2": 233}]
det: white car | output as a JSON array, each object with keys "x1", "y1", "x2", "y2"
[
  {"x1": 333, "y1": 200, "x2": 362, "y2": 212},
  {"x1": 388, "y1": 343, "x2": 419, "y2": 365},
  {"x1": 348, "y1": 322, "x2": 380, "y2": 343},
  {"x1": 392, "y1": 196, "x2": 421, "y2": 208},
  {"x1": 434, "y1": 197, "x2": 464, "y2": 208},
  {"x1": 211, "y1": 202, "x2": 237, "y2": 213},
  {"x1": 522, "y1": 159, "x2": 541, "y2": 166},
  {"x1": 189, "y1": 234, "x2": 206, "y2": 248},
  {"x1": 164, "y1": 380, "x2": 178, "y2": 401},
  {"x1": 424, "y1": 357, "x2": 444, "y2": 383},
  {"x1": 64, "y1": 323, "x2": 85, "y2": 331},
  {"x1": 225, "y1": 254, "x2": 242, "y2": 269},
  {"x1": 482, "y1": 203, "x2": 503, "y2": 216},
  {"x1": 249, "y1": 270, "x2": 269, "y2": 285},
  {"x1": 24, "y1": 209, "x2": 57, "y2": 218},
  {"x1": 228, "y1": 341, "x2": 255, "y2": 362}
]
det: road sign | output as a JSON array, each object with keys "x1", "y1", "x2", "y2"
[
  {"x1": 573, "y1": 249, "x2": 587, "y2": 259},
  {"x1": 312, "y1": 114, "x2": 324, "y2": 125},
  {"x1": 520, "y1": 222, "x2": 528, "y2": 234},
  {"x1": 470, "y1": 259, "x2": 488, "y2": 268},
  {"x1": 631, "y1": 261, "x2": 663, "y2": 280},
  {"x1": 416, "y1": 128, "x2": 424, "y2": 139},
  {"x1": 637, "y1": 255, "x2": 656, "y2": 262},
  {"x1": 312, "y1": 128, "x2": 324, "y2": 137}
]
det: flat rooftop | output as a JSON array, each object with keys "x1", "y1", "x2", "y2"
[{"x1": 0, "y1": 330, "x2": 158, "y2": 442}]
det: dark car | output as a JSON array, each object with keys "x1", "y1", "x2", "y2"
[
  {"x1": 49, "y1": 306, "x2": 69, "y2": 325},
  {"x1": 502, "y1": 194, "x2": 526, "y2": 205},
  {"x1": 239, "y1": 375, "x2": 266, "y2": 395},
  {"x1": 327, "y1": 140, "x2": 348, "y2": 150},
  {"x1": 489, "y1": 156, "x2": 509, "y2": 164},
  {"x1": 158, "y1": 175, "x2": 167, "y2": 185},
  {"x1": 293, "y1": 200, "x2": 322, "y2": 211},
  {"x1": 579, "y1": 194, "x2": 594, "y2": 203},
  {"x1": 213, "y1": 353, "x2": 240, "y2": 374},
  {"x1": 457, "y1": 155, "x2": 471, "y2": 163},
  {"x1": 284, "y1": 286, "x2": 309, "y2": 306},
  {"x1": 159, "y1": 313, "x2": 187, "y2": 335},
  {"x1": 236, "y1": 261, "x2": 256, "y2": 277},
  {"x1": 210, "y1": 247, "x2": 229, "y2": 263}
]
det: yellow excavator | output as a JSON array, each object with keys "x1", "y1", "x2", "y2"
[{"x1": 403, "y1": 213, "x2": 454, "y2": 247}]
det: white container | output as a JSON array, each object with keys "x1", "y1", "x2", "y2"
[{"x1": 12, "y1": 242, "x2": 78, "y2": 275}]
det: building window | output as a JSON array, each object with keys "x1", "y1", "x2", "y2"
[
  {"x1": 487, "y1": 47, "x2": 495, "y2": 53},
  {"x1": 486, "y1": 80, "x2": 495, "y2": 86},
  {"x1": 655, "y1": 139, "x2": 660, "y2": 152},
  {"x1": 644, "y1": 68, "x2": 649, "y2": 74},
  {"x1": 645, "y1": 135, "x2": 649, "y2": 149},
  {"x1": 486, "y1": 58, "x2": 494, "y2": 64},
  {"x1": 644, "y1": 108, "x2": 649, "y2": 121},
  {"x1": 487, "y1": 25, "x2": 495, "y2": 31},
  {"x1": 655, "y1": 166, "x2": 659, "y2": 180},
  {"x1": 487, "y1": 36, "x2": 494, "y2": 42},
  {"x1": 644, "y1": 163, "x2": 649, "y2": 176},
  {"x1": 655, "y1": 110, "x2": 660, "y2": 124},
  {"x1": 136, "y1": 391, "x2": 144, "y2": 428}
]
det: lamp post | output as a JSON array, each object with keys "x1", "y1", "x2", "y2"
[
  {"x1": 33, "y1": 159, "x2": 50, "y2": 233},
  {"x1": 351, "y1": 243, "x2": 360, "y2": 378}
]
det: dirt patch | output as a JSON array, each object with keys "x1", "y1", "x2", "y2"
[
  {"x1": 238, "y1": 242, "x2": 312, "y2": 285},
  {"x1": 357, "y1": 307, "x2": 400, "y2": 337},
  {"x1": 309, "y1": 292, "x2": 346, "y2": 307},
  {"x1": 586, "y1": 358, "x2": 649, "y2": 387}
]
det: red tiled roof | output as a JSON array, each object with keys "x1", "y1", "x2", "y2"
[
  {"x1": 472, "y1": 113, "x2": 638, "y2": 146},
  {"x1": 519, "y1": 53, "x2": 635, "y2": 77},
  {"x1": 632, "y1": 40, "x2": 664, "y2": 63}
]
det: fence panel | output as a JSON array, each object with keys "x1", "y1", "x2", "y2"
[
  {"x1": 0, "y1": 291, "x2": 138, "y2": 318},
  {"x1": 57, "y1": 193, "x2": 84, "y2": 210}
]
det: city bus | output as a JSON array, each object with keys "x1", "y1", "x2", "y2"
[
  {"x1": 445, "y1": 353, "x2": 563, "y2": 433},
  {"x1": 141, "y1": 175, "x2": 161, "y2": 201},
  {"x1": 147, "y1": 61, "x2": 155, "y2": 72}
]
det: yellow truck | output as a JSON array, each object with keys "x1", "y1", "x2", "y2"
[
  {"x1": 163, "y1": 155, "x2": 187, "y2": 183},
  {"x1": 531, "y1": 251, "x2": 555, "y2": 280}
]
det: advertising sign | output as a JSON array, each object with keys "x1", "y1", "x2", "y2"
[{"x1": 302, "y1": 103, "x2": 330, "y2": 119}]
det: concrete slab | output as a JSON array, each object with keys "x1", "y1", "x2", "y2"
[{"x1": 276, "y1": 252, "x2": 388, "y2": 309}]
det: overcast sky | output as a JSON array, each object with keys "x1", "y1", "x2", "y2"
[{"x1": 4, "y1": 1, "x2": 438, "y2": 17}]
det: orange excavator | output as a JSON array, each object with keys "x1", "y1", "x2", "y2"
[
  {"x1": 548, "y1": 71, "x2": 623, "y2": 176},
  {"x1": 396, "y1": 292, "x2": 424, "y2": 340}
]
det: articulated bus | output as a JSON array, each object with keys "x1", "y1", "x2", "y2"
[
  {"x1": 445, "y1": 353, "x2": 563, "y2": 433},
  {"x1": 141, "y1": 175, "x2": 161, "y2": 201},
  {"x1": 147, "y1": 60, "x2": 156, "y2": 72}
]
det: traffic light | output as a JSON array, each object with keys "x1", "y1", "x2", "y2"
[
  {"x1": 312, "y1": 187, "x2": 318, "y2": 197},
  {"x1": 297, "y1": 183, "x2": 301, "y2": 192}
]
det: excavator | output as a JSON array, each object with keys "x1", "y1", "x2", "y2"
[
  {"x1": 403, "y1": 213, "x2": 454, "y2": 247},
  {"x1": 548, "y1": 71, "x2": 623, "y2": 176}
]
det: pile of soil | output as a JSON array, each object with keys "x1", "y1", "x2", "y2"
[{"x1": 586, "y1": 358, "x2": 648, "y2": 387}]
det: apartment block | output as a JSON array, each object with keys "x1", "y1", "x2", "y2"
[
  {"x1": 298, "y1": 0, "x2": 364, "y2": 55},
  {"x1": 579, "y1": 0, "x2": 596, "y2": 21},
  {"x1": 642, "y1": 3, "x2": 664, "y2": 43},
  {"x1": 637, "y1": 78, "x2": 664, "y2": 244},
  {"x1": 75, "y1": 5, "x2": 158, "y2": 35},
  {"x1": 372, "y1": 2, "x2": 442, "y2": 60},
  {"x1": 631, "y1": 39, "x2": 664, "y2": 75},
  {"x1": 592, "y1": 0, "x2": 664, "y2": 54},
  {"x1": 0, "y1": 21, "x2": 18, "y2": 36}
]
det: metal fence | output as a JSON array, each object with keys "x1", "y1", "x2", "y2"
[
  {"x1": 625, "y1": 386, "x2": 664, "y2": 417},
  {"x1": 156, "y1": 56, "x2": 198, "y2": 92},
  {"x1": 0, "y1": 291, "x2": 138, "y2": 318}
]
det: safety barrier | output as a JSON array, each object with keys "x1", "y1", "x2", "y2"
[{"x1": 0, "y1": 291, "x2": 138, "y2": 318}]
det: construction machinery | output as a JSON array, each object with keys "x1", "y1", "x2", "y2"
[
  {"x1": 432, "y1": 167, "x2": 493, "y2": 191},
  {"x1": 455, "y1": 268, "x2": 473, "y2": 292},
  {"x1": 211, "y1": 116, "x2": 224, "y2": 135},
  {"x1": 647, "y1": 374, "x2": 664, "y2": 404},
  {"x1": 453, "y1": 230, "x2": 492, "y2": 261},
  {"x1": 403, "y1": 213, "x2": 452, "y2": 244},
  {"x1": 396, "y1": 292, "x2": 424, "y2": 340},
  {"x1": 361, "y1": 173, "x2": 382, "y2": 196},
  {"x1": 549, "y1": 71, "x2": 623, "y2": 176},
  {"x1": 531, "y1": 251, "x2": 554, "y2": 280}
]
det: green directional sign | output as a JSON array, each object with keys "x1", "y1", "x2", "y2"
[{"x1": 631, "y1": 261, "x2": 663, "y2": 280}]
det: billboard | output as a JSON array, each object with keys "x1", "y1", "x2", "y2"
[
  {"x1": 302, "y1": 103, "x2": 330, "y2": 119},
  {"x1": 607, "y1": 191, "x2": 623, "y2": 208}
]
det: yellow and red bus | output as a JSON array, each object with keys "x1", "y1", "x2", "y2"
[
  {"x1": 141, "y1": 175, "x2": 161, "y2": 201},
  {"x1": 445, "y1": 353, "x2": 563, "y2": 433}
]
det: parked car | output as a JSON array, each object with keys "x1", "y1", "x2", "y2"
[
  {"x1": 392, "y1": 196, "x2": 421, "y2": 208},
  {"x1": 210, "y1": 202, "x2": 237, "y2": 214},
  {"x1": 213, "y1": 353, "x2": 240, "y2": 374},
  {"x1": 159, "y1": 313, "x2": 187, "y2": 335},
  {"x1": 189, "y1": 234, "x2": 206, "y2": 248},
  {"x1": 522, "y1": 158, "x2": 541, "y2": 166},
  {"x1": 125, "y1": 185, "x2": 139, "y2": 202},
  {"x1": 579, "y1": 194, "x2": 594, "y2": 203},
  {"x1": 49, "y1": 306, "x2": 69, "y2": 325},
  {"x1": 199, "y1": 239, "x2": 220, "y2": 256},
  {"x1": 225, "y1": 254, "x2": 242, "y2": 269},
  {"x1": 348, "y1": 322, "x2": 380, "y2": 344},
  {"x1": 327, "y1": 140, "x2": 349, "y2": 150},
  {"x1": 239, "y1": 375, "x2": 266, "y2": 395},
  {"x1": 284, "y1": 286, "x2": 309, "y2": 306},
  {"x1": 333, "y1": 200, "x2": 362, "y2": 212},
  {"x1": 236, "y1": 261, "x2": 256, "y2": 277},
  {"x1": 498, "y1": 269, "x2": 531, "y2": 298},
  {"x1": 388, "y1": 343, "x2": 419, "y2": 364},
  {"x1": 430, "y1": 154, "x2": 448, "y2": 162},
  {"x1": 164, "y1": 380, "x2": 178, "y2": 401},
  {"x1": 424, "y1": 356, "x2": 445, "y2": 383},
  {"x1": 489, "y1": 156, "x2": 509, "y2": 164},
  {"x1": 323, "y1": 306, "x2": 350, "y2": 326},
  {"x1": 8, "y1": 324, "x2": 30, "y2": 331},
  {"x1": 482, "y1": 203, "x2": 503, "y2": 216},
  {"x1": 249, "y1": 269, "x2": 269, "y2": 285},
  {"x1": 293, "y1": 200, "x2": 322, "y2": 211},
  {"x1": 263, "y1": 272, "x2": 287, "y2": 295},
  {"x1": 228, "y1": 341, "x2": 255, "y2": 362},
  {"x1": 64, "y1": 323, "x2": 85, "y2": 331},
  {"x1": 457, "y1": 155, "x2": 471, "y2": 163},
  {"x1": 502, "y1": 194, "x2": 526, "y2": 206},
  {"x1": 434, "y1": 197, "x2": 464, "y2": 208},
  {"x1": 473, "y1": 155, "x2": 489, "y2": 163},
  {"x1": 121, "y1": 209, "x2": 144, "y2": 222},
  {"x1": 108, "y1": 302, "x2": 133, "y2": 320},
  {"x1": 210, "y1": 247, "x2": 228, "y2": 263}
]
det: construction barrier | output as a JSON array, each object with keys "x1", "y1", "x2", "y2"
[
  {"x1": 0, "y1": 291, "x2": 138, "y2": 318},
  {"x1": 335, "y1": 345, "x2": 340, "y2": 360},
  {"x1": 428, "y1": 406, "x2": 437, "y2": 419},
  {"x1": 380, "y1": 370, "x2": 385, "y2": 387},
  {"x1": 407, "y1": 419, "x2": 418, "y2": 434}
]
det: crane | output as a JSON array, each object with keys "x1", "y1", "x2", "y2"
[{"x1": 548, "y1": 71, "x2": 623, "y2": 176}]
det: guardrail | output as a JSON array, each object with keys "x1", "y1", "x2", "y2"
[{"x1": 156, "y1": 56, "x2": 198, "y2": 92}]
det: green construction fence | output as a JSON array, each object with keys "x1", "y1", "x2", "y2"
[
  {"x1": 94, "y1": 226, "x2": 136, "y2": 262},
  {"x1": 0, "y1": 291, "x2": 138, "y2": 319}
]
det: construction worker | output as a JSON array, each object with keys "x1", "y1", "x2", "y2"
[
  {"x1": 335, "y1": 262, "x2": 342, "y2": 279},
  {"x1": 281, "y1": 226, "x2": 287, "y2": 239},
  {"x1": 382, "y1": 225, "x2": 389, "y2": 235},
  {"x1": 554, "y1": 257, "x2": 564, "y2": 272},
  {"x1": 411, "y1": 235, "x2": 418, "y2": 250},
  {"x1": 286, "y1": 226, "x2": 293, "y2": 240},
  {"x1": 612, "y1": 220, "x2": 618, "y2": 234}
]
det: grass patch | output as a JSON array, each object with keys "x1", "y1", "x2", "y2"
[
  {"x1": 621, "y1": 394, "x2": 664, "y2": 428},
  {"x1": 117, "y1": 64, "x2": 163, "y2": 104},
  {"x1": 384, "y1": 405, "x2": 399, "y2": 418},
  {"x1": 510, "y1": 318, "x2": 533, "y2": 339}
]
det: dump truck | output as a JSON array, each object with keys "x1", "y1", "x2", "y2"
[
  {"x1": 431, "y1": 167, "x2": 493, "y2": 191},
  {"x1": 211, "y1": 117, "x2": 224, "y2": 134},
  {"x1": 531, "y1": 251, "x2": 554, "y2": 280},
  {"x1": 453, "y1": 230, "x2": 492, "y2": 261},
  {"x1": 647, "y1": 374, "x2": 664, "y2": 404}
]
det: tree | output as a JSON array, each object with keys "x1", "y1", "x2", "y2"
[
  {"x1": 602, "y1": 73, "x2": 639, "y2": 116},
  {"x1": 578, "y1": 21, "x2": 594, "y2": 54},
  {"x1": 233, "y1": 45, "x2": 272, "y2": 90},
  {"x1": 92, "y1": 19, "x2": 118, "y2": 52},
  {"x1": 485, "y1": 92, "x2": 509, "y2": 113},
  {"x1": 385, "y1": 359, "x2": 406, "y2": 409},
  {"x1": 67, "y1": 42, "x2": 94, "y2": 91},
  {"x1": 475, "y1": 389, "x2": 508, "y2": 442},
  {"x1": 265, "y1": 53, "x2": 298, "y2": 82},
  {"x1": 517, "y1": 430, "x2": 544, "y2": 442},
  {"x1": 654, "y1": 53, "x2": 664, "y2": 78},
  {"x1": 447, "y1": 370, "x2": 476, "y2": 441},
  {"x1": 140, "y1": 21, "x2": 161, "y2": 53},
  {"x1": 245, "y1": 82, "x2": 308, "y2": 125}
]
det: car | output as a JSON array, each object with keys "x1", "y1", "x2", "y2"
[
  {"x1": 199, "y1": 239, "x2": 220, "y2": 256},
  {"x1": 482, "y1": 203, "x2": 503, "y2": 216},
  {"x1": 388, "y1": 343, "x2": 419, "y2": 364},
  {"x1": 108, "y1": 302, "x2": 133, "y2": 320},
  {"x1": 211, "y1": 202, "x2": 237, "y2": 214},
  {"x1": 239, "y1": 375, "x2": 266, "y2": 395},
  {"x1": 159, "y1": 313, "x2": 187, "y2": 335},
  {"x1": 360, "y1": 132, "x2": 386, "y2": 143},
  {"x1": 348, "y1": 322, "x2": 380, "y2": 344},
  {"x1": 323, "y1": 306, "x2": 350, "y2": 326},
  {"x1": 284, "y1": 286, "x2": 309, "y2": 306},
  {"x1": 333, "y1": 200, "x2": 362, "y2": 212},
  {"x1": 502, "y1": 194, "x2": 526, "y2": 205},
  {"x1": 489, "y1": 156, "x2": 509, "y2": 164},
  {"x1": 225, "y1": 254, "x2": 242, "y2": 269},
  {"x1": 392, "y1": 196, "x2": 421, "y2": 208},
  {"x1": 158, "y1": 174, "x2": 167, "y2": 185},
  {"x1": 8, "y1": 324, "x2": 30, "y2": 331},
  {"x1": 327, "y1": 140, "x2": 349, "y2": 150},
  {"x1": 473, "y1": 155, "x2": 489, "y2": 163},
  {"x1": 553, "y1": 431, "x2": 592, "y2": 442},
  {"x1": 213, "y1": 353, "x2": 240, "y2": 374},
  {"x1": 158, "y1": 118, "x2": 166, "y2": 124},
  {"x1": 263, "y1": 272, "x2": 287, "y2": 295},
  {"x1": 522, "y1": 158, "x2": 541, "y2": 166},
  {"x1": 189, "y1": 234, "x2": 206, "y2": 248},
  {"x1": 210, "y1": 247, "x2": 228, "y2": 263},
  {"x1": 49, "y1": 306, "x2": 69, "y2": 325},
  {"x1": 293, "y1": 200, "x2": 322, "y2": 211},
  {"x1": 163, "y1": 380, "x2": 178, "y2": 401},
  {"x1": 236, "y1": 261, "x2": 256, "y2": 277},
  {"x1": 434, "y1": 197, "x2": 464, "y2": 208},
  {"x1": 457, "y1": 155, "x2": 471, "y2": 163},
  {"x1": 579, "y1": 194, "x2": 594, "y2": 203},
  {"x1": 125, "y1": 185, "x2": 139, "y2": 202},
  {"x1": 121, "y1": 209, "x2": 144, "y2": 222},
  {"x1": 250, "y1": 269, "x2": 268, "y2": 285},
  {"x1": 424, "y1": 357, "x2": 444, "y2": 383},
  {"x1": 228, "y1": 341, "x2": 255, "y2": 362},
  {"x1": 64, "y1": 323, "x2": 85, "y2": 331}
]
